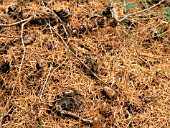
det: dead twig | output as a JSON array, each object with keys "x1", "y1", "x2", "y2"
[
  {"x1": 0, "y1": 15, "x2": 34, "y2": 127},
  {"x1": 19, "y1": 15, "x2": 34, "y2": 91},
  {"x1": 51, "y1": 27, "x2": 107, "y2": 85},
  {"x1": 123, "y1": 0, "x2": 126, "y2": 14},
  {"x1": 0, "y1": 35, "x2": 20, "y2": 38},
  {"x1": 133, "y1": 52, "x2": 170, "y2": 59},
  {"x1": 0, "y1": 18, "x2": 30, "y2": 27},
  {"x1": 119, "y1": 0, "x2": 165, "y2": 22},
  {"x1": 110, "y1": 1, "x2": 119, "y2": 21},
  {"x1": 39, "y1": 64, "x2": 53, "y2": 100},
  {"x1": 52, "y1": 26, "x2": 127, "y2": 100},
  {"x1": 54, "y1": 105, "x2": 93, "y2": 124}
]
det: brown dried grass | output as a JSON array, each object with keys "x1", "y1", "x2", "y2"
[{"x1": 0, "y1": 0, "x2": 170, "y2": 128}]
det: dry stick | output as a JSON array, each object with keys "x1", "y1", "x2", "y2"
[
  {"x1": 0, "y1": 35, "x2": 20, "y2": 38},
  {"x1": 54, "y1": 105, "x2": 93, "y2": 124},
  {"x1": 0, "y1": 15, "x2": 33, "y2": 127},
  {"x1": 52, "y1": 27, "x2": 126, "y2": 98},
  {"x1": 19, "y1": 16, "x2": 34, "y2": 92},
  {"x1": 61, "y1": 110, "x2": 93, "y2": 124},
  {"x1": 52, "y1": 27, "x2": 107, "y2": 86},
  {"x1": 123, "y1": 0, "x2": 126, "y2": 14},
  {"x1": 0, "y1": 18, "x2": 31, "y2": 27},
  {"x1": 119, "y1": 0, "x2": 165, "y2": 22},
  {"x1": 39, "y1": 65, "x2": 53, "y2": 100},
  {"x1": 110, "y1": 1, "x2": 119, "y2": 20},
  {"x1": 38, "y1": 22, "x2": 57, "y2": 100}
]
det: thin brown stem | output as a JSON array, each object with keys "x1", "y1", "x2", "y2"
[
  {"x1": 119, "y1": 0, "x2": 165, "y2": 21},
  {"x1": 0, "y1": 18, "x2": 30, "y2": 27}
]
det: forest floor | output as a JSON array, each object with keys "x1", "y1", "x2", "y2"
[{"x1": 0, "y1": 0, "x2": 170, "y2": 128}]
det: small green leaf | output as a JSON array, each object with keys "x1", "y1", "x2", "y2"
[
  {"x1": 125, "y1": 1, "x2": 129, "y2": 5},
  {"x1": 125, "y1": 3, "x2": 136, "y2": 13},
  {"x1": 163, "y1": 7, "x2": 170, "y2": 22},
  {"x1": 163, "y1": 7, "x2": 170, "y2": 15},
  {"x1": 127, "y1": 3, "x2": 136, "y2": 9},
  {"x1": 125, "y1": 8, "x2": 130, "y2": 13},
  {"x1": 37, "y1": 118, "x2": 43, "y2": 125},
  {"x1": 12, "y1": 95, "x2": 15, "y2": 98},
  {"x1": 123, "y1": 19, "x2": 129, "y2": 22},
  {"x1": 141, "y1": 0, "x2": 150, "y2": 7},
  {"x1": 166, "y1": 15, "x2": 170, "y2": 22},
  {"x1": 67, "y1": 46, "x2": 70, "y2": 55},
  {"x1": 155, "y1": 68, "x2": 169, "y2": 73},
  {"x1": 124, "y1": 34, "x2": 129, "y2": 38}
]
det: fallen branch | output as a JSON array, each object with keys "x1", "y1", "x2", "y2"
[
  {"x1": 0, "y1": 35, "x2": 20, "y2": 38},
  {"x1": 39, "y1": 65, "x2": 53, "y2": 100},
  {"x1": 110, "y1": 1, "x2": 119, "y2": 21},
  {"x1": 133, "y1": 52, "x2": 170, "y2": 59},
  {"x1": 0, "y1": 15, "x2": 34, "y2": 127},
  {"x1": 61, "y1": 111, "x2": 93, "y2": 124},
  {"x1": 54, "y1": 105, "x2": 93, "y2": 124},
  {"x1": 51, "y1": 26, "x2": 127, "y2": 100},
  {"x1": 19, "y1": 16, "x2": 34, "y2": 91},
  {"x1": 0, "y1": 18, "x2": 30, "y2": 27},
  {"x1": 51, "y1": 27, "x2": 106, "y2": 85},
  {"x1": 119, "y1": 0, "x2": 165, "y2": 22}
]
